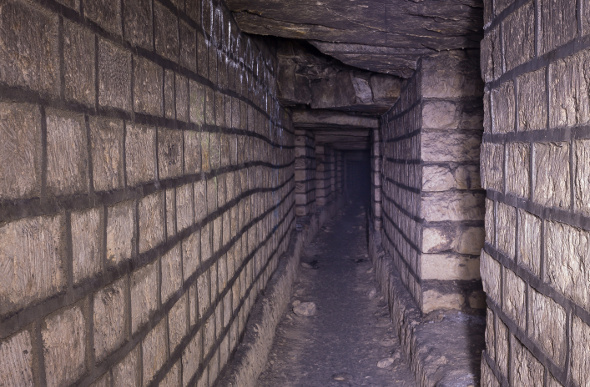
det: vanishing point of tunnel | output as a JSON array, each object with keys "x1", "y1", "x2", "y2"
[{"x1": 0, "y1": 0, "x2": 588, "y2": 386}]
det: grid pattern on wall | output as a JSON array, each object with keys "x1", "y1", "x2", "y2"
[{"x1": 0, "y1": 0, "x2": 296, "y2": 386}]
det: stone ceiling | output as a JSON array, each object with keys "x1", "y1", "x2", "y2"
[{"x1": 225, "y1": 0, "x2": 483, "y2": 149}]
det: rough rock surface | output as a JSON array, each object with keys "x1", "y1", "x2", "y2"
[{"x1": 226, "y1": 0, "x2": 483, "y2": 76}]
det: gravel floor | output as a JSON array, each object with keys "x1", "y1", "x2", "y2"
[{"x1": 257, "y1": 204, "x2": 417, "y2": 387}]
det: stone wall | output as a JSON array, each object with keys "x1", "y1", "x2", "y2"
[
  {"x1": 0, "y1": 0, "x2": 296, "y2": 386},
  {"x1": 294, "y1": 130, "x2": 316, "y2": 216},
  {"x1": 380, "y1": 51, "x2": 485, "y2": 313},
  {"x1": 480, "y1": 0, "x2": 590, "y2": 385}
]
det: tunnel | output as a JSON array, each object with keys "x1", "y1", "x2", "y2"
[{"x1": 0, "y1": 0, "x2": 586, "y2": 386}]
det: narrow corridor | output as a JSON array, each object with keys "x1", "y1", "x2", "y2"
[{"x1": 257, "y1": 203, "x2": 415, "y2": 387}]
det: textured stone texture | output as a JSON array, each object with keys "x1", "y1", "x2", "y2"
[
  {"x1": 550, "y1": 51, "x2": 590, "y2": 128},
  {"x1": 491, "y1": 81, "x2": 515, "y2": 133},
  {"x1": 540, "y1": 0, "x2": 576, "y2": 54},
  {"x1": 506, "y1": 142, "x2": 530, "y2": 198},
  {"x1": 113, "y1": 346, "x2": 140, "y2": 386},
  {"x1": 142, "y1": 318, "x2": 168, "y2": 385},
  {"x1": 131, "y1": 260, "x2": 159, "y2": 333},
  {"x1": 124, "y1": 0, "x2": 153, "y2": 49},
  {"x1": 528, "y1": 288, "x2": 566, "y2": 366},
  {"x1": 503, "y1": 1, "x2": 535, "y2": 71},
  {"x1": 0, "y1": 215, "x2": 65, "y2": 316},
  {"x1": 98, "y1": 39, "x2": 132, "y2": 111},
  {"x1": 517, "y1": 69, "x2": 547, "y2": 131},
  {"x1": 83, "y1": 0, "x2": 121, "y2": 36},
  {"x1": 421, "y1": 192, "x2": 484, "y2": 222},
  {"x1": 168, "y1": 294, "x2": 188, "y2": 354},
  {"x1": 0, "y1": 103, "x2": 42, "y2": 200},
  {"x1": 503, "y1": 268, "x2": 526, "y2": 329},
  {"x1": 90, "y1": 117, "x2": 124, "y2": 191},
  {"x1": 480, "y1": 143, "x2": 504, "y2": 192},
  {"x1": 126, "y1": 124, "x2": 156, "y2": 186},
  {"x1": 106, "y1": 200, "x2": 134, "y2": 265},
  {"x1": 42, "y1": 306, "x2": 87, "y2": 387},
  {"x1": 155, "y1": 2, "x2": 179, "y2": 62},
  {"x1": 480, "y1": 252, "x2": 501, "y2": 303},
  {"x1": 0, "y1": 1, "x2": 59, "y2": 95},
  {"x1": 511, "y1": 338, "x2": 544, "y2": 386},
  {"x1": 63, "y1": 20, "x2": 95, "y2": 106},
  {"x1": 133, "y1": 57, "x2": 163, "y2": 116},
  {"x1": 517, "y1": 210, "x2": 541, "y2": 276},
  {"x1": 574, "y1": 139, "x2": 590, "y2": 215},
  {"x1": 158, "y1": 128, "x2": 184, "y2": 179},
  {"x1": 161, "y1": 245, "x2": 182, "y2": 303},
  {"x1": 545, "y1": 221, "x2": 590, "y2": 310},
  {"x1": 421, "y1": 130, "x2": 481, "y2": 162},
  {"x1": 139, "y1": 192, "x2": 165, "y2": 253},
  {"x1": 0, "y1": 331, "x2": 34, "y2": 386},
  {"x1": 94, "y1": 277, "x2": 127, "y2": 361},
  {"x1": 72, "y1": 208, "x2": 102, "y2": 284},
  {"x1": 496, "y1": 202, "x2": 516, "y2": 258},
  {"x1": 571, "y1": 315, "x2": 590, "y2": 386},
  {"x1": 533, "y1": 142, "x2": 570, "y2": 208},
  {"x1": 46, "y1": 109, "x2": 88, "y2": 195},
  {"x1": 421, "y1": 254, "x2": 480, "y2": 280}
]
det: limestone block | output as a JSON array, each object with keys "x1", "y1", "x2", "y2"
[
  {"x1": 545, "y1": 221, "x2": 590, "y2": 311},
  {"x1": 194, "y1": 180, "x2": 207, "y2": 222},
  {"x1": 481, "y1": 26, "x2": 502, "y2": 82},
  {"x1": 176, "y1": 183, "x2": 194, "y2": 232},
  {"x1": 485, "y1": 309, "x2": 495, "y2": 359},
  {"x1": 0, "y1": 2, "x2": 59, "y2": 95},
  {"x1": 0, "y1": 331, "x2": 33, "y2": 386},
  {"x1": 126, "y1": 124, "x2": 156, "y2": 186},
  {"x1": 421, "y1": 130, "x2": 481, "y2": 162},
  {"x1": 113, "y1": 346, "x2": 139, "y2": 386},
  {"x1": 503, "y1": 1, "x2": 535, "y2": 71},
  {"x1": 133, "y1": 57, "x2": 163, "y2": 116},
  {"x1": 138, "y1": 192, "x2": 165, "y2": 253},
  {"x1": 491, "y1": 81, "x2": 515, "y2": 133},
  {"x1": 422, "y1": 100, "x2": 483, "y2": 130},
  {"x1": 161, "y1": 362, "x2": 181, "y2": 387},
  {"x1": 90, "y1": 117, "x2": 124, "y2": 191},
  {"x1": 421, "y1": 191, "x2": 484, "y2": 222},
  {"x1": 550, "y1": 51, "x2": 590, "y2": 128},
  {"x1": 496, "y1": 317, "x2": 509, "y2": 376},
  {"x1": 0, "y1": 215, "x2": 65, "y2": 316},
  {"x1": 106, "y1": 200, "x2": 135, "y2": 265},
  {"x1": 421, "y1": 253, "x2": 480, "y2": 280},
  {"x1": 496, "y1": 202, "x2": 516, "y2": 259},
  {"x1": 63, "y1": 20, "x2": 95, "y2": 106},
  {"x1": 94, "y1": 277, "x2": 127, "y2": 361},
  {"x1": 483, "y1": 91, "x2": 491, "y2": 133},
  {"x1": 485, "y1": 198, "x2": 495, "y2": 246},
  {"x1": 0, "y1": 103, "x2": 42, "y2": 199},
  {"x1": 42, "y1": 306, "x2": 86, "y2": 387},
  {"x1": 571, "y1": 315, "x2": 590, "y2": 386},
  {"x1": 158, "y1": 128, "x2": 183, "y2": 179},
  {"x1": 169, "y1": 294, "x2": 188, "y2": 354},
  {"x1": 46, "y1": 109, "x2": 88, "y2": 195},
  {"x1": 422, "y1": 289, "x2": 464, "y2": 313},
  {"x1": 197, "y1": 271, "x2": 210, "y2": 319},
  {"x1": 506, "y1": 143, "x2": 530, "y2": 198},
  {"x1": 529, "y1": 288, "x2": 566, "y2": 366},
  {"x1": 480, "y1": 251, "x2": 501, "y2": 303},
  {"x1": 480, "y1": 142, "x2": 504, "y2": 192},
  {"x1": 503, "y1": 268, "x2": 526, "y2": 330},
  {"x1": 421, "y1": 52, "x2": 483, "y2": 98},
  {"x1": 142, "y1": 319, "x2": 168, "y2": 385},
  {"x1": 540, "y1": 0, "x2": 576, "y2": 54},
  {"x1": 480, "y1": 357, "x2": 500, "y2": 387},
  {"x1": 131, "y1": 260, "x2": 158, "y2": 333},
  {"x1": 574, "y1": 139, "x2": 590, "y2": 215},
  {"x1": 164, "y1": 70, "x2": 175, "y2": 119},
  {"x1": 510, "y1": 338, "x2": 544, "y2": 386},
  {"x1": 183, "y1": 330, "x2": 202, "y2": 384},
  {"x1": 422, "y1": 226, "x2": 484, "y2": 255},
  {"x1": 422, "y1": 164, "x2": 480, "y2": 191},
  {"x1": 517, "y1": 69, "x2": 547, "y2": 131},
  {"x1": 180, "y1": 20, "x2": 197, "y2": 71},
  {"x1": 176, "y1": 74, "x2": 189, "y2": 122},
  {"x1": 533, "y1": 142, "x2": 570, "y2": 208},
  {"x1": 154, "y1": 2, "x2": 178, "y2": 61},
  {"x1": 184, "y1": 130, "x2": 202, "y2": 175},
  {"x1": 72, "y1": 208, "x2": 102, "y2": 284},
  {"x1": 166, "y1": 188, "x2": 176, "y2": 238},
  {"x1": 124, "y1": 0, "x2": 152, "y2": 49},
  {"x1": 98, "y1": 39, "x2": 132, "y2": 111},
  {"x1": 161, "y1": 245, "x2": 182, "y2": 304},
  {"x1": 83, "y1": 0, "x2": 121, "y2": 36},
  {"x1": 517, "y1": 209, "x2": 541, "y2": 276}
]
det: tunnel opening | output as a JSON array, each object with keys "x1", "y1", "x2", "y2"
[{"x1": 343, "y1": 150, "x2": 371, "y2": 206}]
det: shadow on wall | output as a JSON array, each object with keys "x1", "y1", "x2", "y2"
[{"x1": 343, "y1": 151, "x2": 371, "y2": 205}]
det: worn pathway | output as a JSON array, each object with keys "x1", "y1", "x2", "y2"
[{"x1": 257, "y1": 204, "x2": 416, "y2": 387}]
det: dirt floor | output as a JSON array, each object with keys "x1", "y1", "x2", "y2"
[{"x1": 257, "y1": 204, "x2": 417, "y2": 387}]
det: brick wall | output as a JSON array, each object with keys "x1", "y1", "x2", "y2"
[
  {"x1": 480, "y1": 0, "x2": 590, "y2": 385},
  {"x1": 294, "y1": 129, "x2": 316, "y2": 216},
  {"x1": 380, "y1": 51, "x2": 485, "y2": 313},
  {"x1": 0, "y1": 0, "x2": 296, "y2": 386}
]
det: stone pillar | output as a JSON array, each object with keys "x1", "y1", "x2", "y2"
[
  {"x1": 315, "y1": 144, "x2": 327, "y2": 206},
  {"x1": 379, "y1": 51, "x2": 484, "y2": 314},
  {"x1": 371, "y1": 127, "x2": 382, "y2": 231}
]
